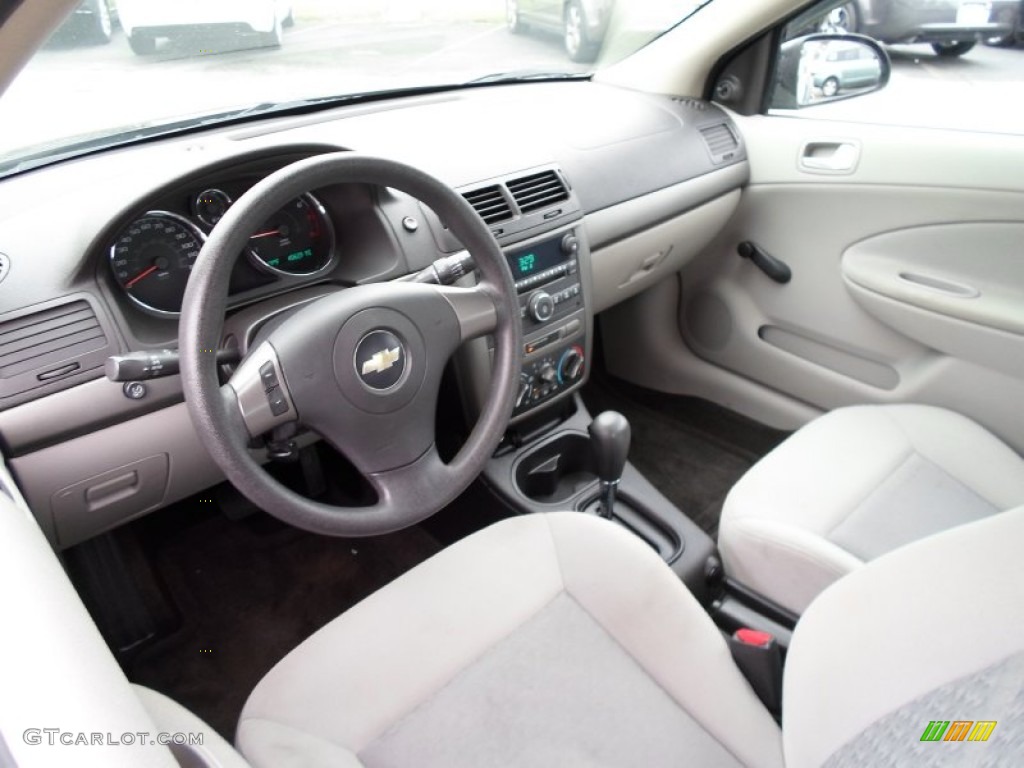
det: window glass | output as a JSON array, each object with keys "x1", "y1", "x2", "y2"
[
  {"x1": 0, "y1": 1, "x2": 710, "y2": 177},
  {"x1": 769, "y1": 0, "x2": 1024, "y2": 134}
]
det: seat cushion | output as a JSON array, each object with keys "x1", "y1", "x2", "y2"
[
  {"x1": 237, "y1": 512, "x2": 783, "y2": 768},
  {"x1": 718, "y1": 404, "x2": 1024, "y2": 615}
]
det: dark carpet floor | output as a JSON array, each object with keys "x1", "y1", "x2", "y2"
[
  {"x1": 123, "y1": 510, "x2": 441, "y2": 741},
  {"x1": 581, "y1": 373, "x2": 789, "y2": 537}
]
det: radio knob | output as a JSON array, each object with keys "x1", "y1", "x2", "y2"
[
  {"x1": 558, "y1": 347, "x2": 585, "y2": 384},
  {"x1": 528, "y1": 291, "x2": 555, "y2": 322},
  {"x1": 561, "y1": 233, "x2": 580, "y2": 256}
]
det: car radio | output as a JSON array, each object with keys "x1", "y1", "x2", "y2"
[{"x1": 504, "y1": 228, "x2": 589, "y2": 417}]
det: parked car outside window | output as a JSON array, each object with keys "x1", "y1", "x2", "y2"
[{"x1": 817, "y1": 0, "x2": 1015, "y2": 57}]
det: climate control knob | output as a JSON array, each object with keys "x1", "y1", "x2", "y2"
[
  {"x1": 558, "y1": 346, "x2": 585, "y2": 384},
  {"x1": 528, "y1": 291, "x2": 555, "y2": 322},
  {"x1": 539, "y1": 363, "x2": 558, "y2": 385}
]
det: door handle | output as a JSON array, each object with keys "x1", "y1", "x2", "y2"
[
  {"x1": 799, "y1": 141, "x2": 860, "y2": 174},
  {"x1": 738, "y1": 242, "x2": 791, "y2": 284}
]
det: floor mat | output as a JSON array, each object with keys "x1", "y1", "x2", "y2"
[
  {"x1": 581, "y1": 373, "x2": 789, "y2": 537},
  {"x1": 125, "y1": 510, "x2": 441, "y2": 741}
]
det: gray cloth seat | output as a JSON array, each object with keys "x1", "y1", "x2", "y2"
[
  {"x1": 718, "y1": 404, "x2": 1024, "y2": 615},
  {"x1": 237, "y1": 508, "x2": 1024, "y2": 767}
]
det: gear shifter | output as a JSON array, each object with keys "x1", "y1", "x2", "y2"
[{"x1": 588, "y1": 411, "x2": 631, "y2": 519}]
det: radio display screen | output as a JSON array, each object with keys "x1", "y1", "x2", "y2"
[{"x1": 506, "y1": 237, "x2": 564, "y2": 281}]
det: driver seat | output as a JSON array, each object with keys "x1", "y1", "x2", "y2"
[{"x1": 236, "y1": 509, "x2": 1024, "y2": 767}]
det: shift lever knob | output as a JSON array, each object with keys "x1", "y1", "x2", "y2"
[
  {"x1": 589, "y1": 411, "x2": 631, "y2": 519},
  {"x1": 589, "y1": 410, "x2": 631, "y2": 483}
]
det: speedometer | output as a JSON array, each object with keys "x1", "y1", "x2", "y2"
[
  {"x1": 247, "y1": 193, "x2": 335, "y2": 276},
  {"x1": 109, "y1": 212, "x2": 204, "y2": 315}
]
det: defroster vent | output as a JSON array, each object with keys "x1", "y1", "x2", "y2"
[
  {"x1": 507, "y1": 170, "x2": 568, "y2": 214},
  {"x1": 462, "y1": 185, "x2": 513, "y2": 225}
]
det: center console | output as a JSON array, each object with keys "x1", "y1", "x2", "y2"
[
  {"x1": 506, "y1": 229, "x2": 588, "y2": 418},
  {"x1": 450, "y1": 165, "x2": 715, "y2": 601}
]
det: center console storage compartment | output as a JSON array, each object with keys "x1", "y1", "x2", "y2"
[{"x1": 513, "y1": 432, "x2": 595, "y2": 505}]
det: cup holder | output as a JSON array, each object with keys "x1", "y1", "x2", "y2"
[{"x1": 514, "y1": 432, "x2": 597, "y2": 505}]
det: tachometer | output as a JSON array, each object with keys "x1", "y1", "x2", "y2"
[
  {"x1": 247, "y1": 193, "x2": 335, "y2": 276},
  {"x1": 110, "y1": 212, "x2": 204, "y2": 315}
]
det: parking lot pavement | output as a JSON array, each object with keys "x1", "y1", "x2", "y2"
[{"x1": 1, "y1": 16, "x2": 1022, "y2": 162}]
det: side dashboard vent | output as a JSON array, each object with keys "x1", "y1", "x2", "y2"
[
  {"x1": 699, "y1": 123, "x2": 740, "y2": 164},
  {"x1": 507, "y1": 170, "x2": 568, "y2": 214},
  {"x1": 0, "y1": 299, "x2": 113, "y2": 402},
  {"x1": 462, "y1": 185, "x2": 513, "y2": 224}
]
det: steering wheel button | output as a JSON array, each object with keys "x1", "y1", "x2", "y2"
[
  {"x1": 267, "y1": 387, "x2": 289, "y2": 416},
  {"x1": 259, "y1": 361, "x2": 280, "y2": 391}
]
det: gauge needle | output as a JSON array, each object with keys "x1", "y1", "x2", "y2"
[
  {"x1": 125, "y1": 265, "x2": 159, "y2": 288},
  {"x1": 250, "y1": 229, "x2": 282, "y2": 239}
]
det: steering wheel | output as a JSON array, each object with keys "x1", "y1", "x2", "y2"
[{"x1": 179, "y1": 153, "x2": 521, "y2": 536}]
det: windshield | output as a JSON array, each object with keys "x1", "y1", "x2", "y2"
[{"x1": 0, "y1": 0, "x2": 706, "y2": 176}]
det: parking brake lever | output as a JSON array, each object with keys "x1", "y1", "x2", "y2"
[{"x1": 738, "y1": 241, "x2": 791, "y2": 284}]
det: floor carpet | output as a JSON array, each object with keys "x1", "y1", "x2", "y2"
[{"x1": 123, "y1": 510, "x2": 441, "y2": 741}]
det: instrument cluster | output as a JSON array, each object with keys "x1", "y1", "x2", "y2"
[{"x1": 108, "y1": 180, "x2": 336, "y2": 316}]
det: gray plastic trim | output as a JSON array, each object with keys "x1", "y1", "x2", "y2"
[
  {"x1": 842, "y1": 222, "x2": 1024, "y2": 335},
  {"x1": 0, "y1": 374, "x2": 186, "y2": 456},
  {"x1": 758, "y1": 325, "x2": 900, "y2": 391},
  {"x1": 584, "y1": 163, "x2": 748, "y2": 250},
  {"x1": 9, "y1": 402, "x2": 224, "y2": 547}
]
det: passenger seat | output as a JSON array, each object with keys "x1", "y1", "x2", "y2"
[{"x1": 718, "y1": 404, "x2": 1024, "y2": 615}]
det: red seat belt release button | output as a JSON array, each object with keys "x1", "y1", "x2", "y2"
[{"x1": 734, "y1": 628, "x2": 774, "y2": 648}]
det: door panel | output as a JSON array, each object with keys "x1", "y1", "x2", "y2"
[{"x1": 603, "y1": 114, "x2": 1024, "y2": 453}]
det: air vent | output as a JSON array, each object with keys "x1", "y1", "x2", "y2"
[
  {"x1": 699, "y1": 123, "x2": 740, "y2": 163},
  {"x1": 507, "y1": 170, "x2": 568, "y2": 214},
  {"x1": 0, "y1": 300, "x2": 110, "y2": 400},
  {"x1": 462, "y1": 185, "x2": 513, "y2": 225}
]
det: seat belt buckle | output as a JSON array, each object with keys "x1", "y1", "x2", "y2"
[{"x1": 727, "y1": 627, "x2": 783, "y2": 718}]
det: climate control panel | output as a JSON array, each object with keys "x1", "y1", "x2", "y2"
[{"x1": 515, "y1": 343, "x2": 586, "y2": 414}]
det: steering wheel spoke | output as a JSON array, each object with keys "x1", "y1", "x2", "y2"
[{"x1": 436, "y1": 284, "x2": 499, "y2": 341}]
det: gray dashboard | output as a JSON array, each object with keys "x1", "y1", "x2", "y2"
[{"x1": 0, "y1": 79, "x2": 748, "y2": 547}]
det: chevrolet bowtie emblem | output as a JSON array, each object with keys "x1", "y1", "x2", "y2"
[{"x1": 361, "y1": 347, "x2": 401, "y2": 376}]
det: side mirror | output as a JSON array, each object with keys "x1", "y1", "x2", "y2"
[{"x1": 772, "y1": 33, "x2": 890, "y2": 109}]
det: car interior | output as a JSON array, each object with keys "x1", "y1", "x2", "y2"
[{"x1": 1, "y1": 0, "x2": 1022, "y2": 766}]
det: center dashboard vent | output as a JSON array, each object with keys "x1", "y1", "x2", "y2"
[
  {"x1": 462, "y1": 185, "x2": 513, "y2": 225},
  {"x1": 699, "y1": 123, "x2": 740, "y2": 164},
  {"x1": 507, "y1": 170, "x2": 568, "y2": 214},
  {"x1": 0, "y1": 298, "x2": 115, "y2": 405}
]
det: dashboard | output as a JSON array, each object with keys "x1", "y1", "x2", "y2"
[{"x1": 0, "y1": 80, "x2": 748, "y2": 548}]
